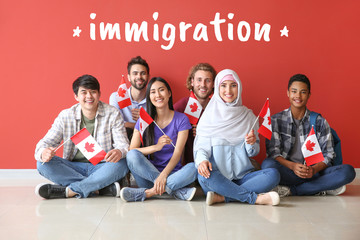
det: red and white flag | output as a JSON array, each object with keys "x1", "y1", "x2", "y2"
[
  {"x1": 257, "y1": 98, "x2": 272, "y2": 140},
  {"x1": 301, "y1": 126, "x2": 324, "y2": 166},
  {"x1": 116, "y1": 75, "x2": 131, "y2": 109},
  {"x1": 70, "y1": 128, "x2": 106, "y2": 165},
  {"x1": 138, "y1": 107, "x2": 154, "y2": 144},
  {"x1": 184, "y1": 91, "x2": 203, "y2": 125}
]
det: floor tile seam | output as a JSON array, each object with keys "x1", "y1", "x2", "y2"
[
  {"x1": 201, "y1": 203, "x2": 209, "y2": 240},
  {"x1": 89, "y1": 197, "x2": 116, "y2": 240}
]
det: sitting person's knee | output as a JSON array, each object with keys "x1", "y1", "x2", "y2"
[{"x1": 261, "y1": 158, "x2": 277, "y2": 169}]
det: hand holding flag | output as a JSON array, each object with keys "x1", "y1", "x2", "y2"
[
  {"x1": 41, "y1": 138, "x2": 71, "y2": 165},
  {"x1": 71, "y1": 128, "x2": 107, "y2": 165},
  {"x1": 301, "y1": 126, "x2": 324, "y2": 166},
  {"x1": 240, "y1": 98, "x2": 272, "y2": 148},
  {"x1": 138, "y1": 107, "x2": 175, "y2": 148},
  {"x1": 42, "y1": 128, "x2": 108, "y2": 166}
]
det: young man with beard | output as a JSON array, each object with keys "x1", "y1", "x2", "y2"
[
  {"x1": 174, "y1": 63, "x2": 216, "y2": 165},
  {"x1": 109, "y1": 56, "x2": 150, "y2": 140}
]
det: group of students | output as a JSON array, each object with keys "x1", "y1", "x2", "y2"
[{"x1": 35, "y1": 56, "x2": 356, "y2": 206}]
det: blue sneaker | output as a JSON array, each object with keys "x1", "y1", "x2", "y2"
[
  {"x1": 171, "y1": 187, "x2": 196, "y2": 201},
  {"x1": 120, "y1": 187, "x2": 146, "y2": 202}
]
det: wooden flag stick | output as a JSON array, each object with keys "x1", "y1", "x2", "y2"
[
  {"x1": 152, "y1": 121, "x2": 176, "y2": 148},
  {"x1": 41, "y1": 138, "x2": 71, "y2": 165}
]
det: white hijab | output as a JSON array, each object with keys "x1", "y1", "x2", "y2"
[{"x1": 195, "y1": 69, "x2": 257, "y2": 146}]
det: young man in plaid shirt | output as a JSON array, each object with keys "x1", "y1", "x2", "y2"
[
  {"x1": 262, "y1": 74, "x2": 355, "y2": 197},
  {"x1": 35, "y1": 75, "x2": 129, "y2": 199}
]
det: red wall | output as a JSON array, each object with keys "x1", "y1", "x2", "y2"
[{"x1": 1, "y1": 0, "x2": 359, "y2": 168}]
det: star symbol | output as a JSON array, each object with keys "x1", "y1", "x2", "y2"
[
  {"x1": 73, "y1": 26, "x2": 82, "y2": 37},
  {"x1": 280, "y1": 26, "x2": 289, "y2": 37}
]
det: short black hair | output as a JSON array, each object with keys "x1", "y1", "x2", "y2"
[
  {"x1": 72, "y1": 74, "x2": 100, "y2": 95},
  {"x1": 127, "y1": 56, "x2": 150, "y2": 74},
  {"x1": 288, "y1": 74, "x2": 311, "y2": 93}
]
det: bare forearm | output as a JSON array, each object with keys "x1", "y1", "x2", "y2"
[
  {"x1": 311, "y1": 162, "x2": 327, "y2": 175},
  {"x1": 132, "y1": 145, "x2": 160, "y2": 156},
  {"x1": 162, "y1": 151, "x2": 182, "y2": 176},
  {"x1": 275, "y1": 156, "x2": 296, "y2": 170},
  {"x1": 124, "y1": 122, "x2": 136, "y2": 129}
]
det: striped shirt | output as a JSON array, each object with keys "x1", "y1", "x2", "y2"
[
  {"x1": 265, "y1": 108, "x2": 334, "y2": 166},
  {"x1": 35, "y1": 101, "x2": 129, "y2": 162}
]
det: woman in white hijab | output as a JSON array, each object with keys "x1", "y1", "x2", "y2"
[{"x1": 194, "y1": 69, "x2": 280, "y2": 206}]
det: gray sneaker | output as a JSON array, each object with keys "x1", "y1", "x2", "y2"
[
  {"x1": 171, "y1": 187, "x2": 197, "y2": 201},
  {"x1": 120, "y1": 187, "x2": 146, "y2": 202},
  {"x1": 272, "y1": 185, "x2": 291, "y2": 197},
  {"x1": 325, "y1": 185, "x2": 346, "y2": 196},
  {"x1": 315, "y1": 191, "x2": 326, "y2": 196},
  {"x1": 99, "y1": 182, "x2": 120, "y2": 197}
]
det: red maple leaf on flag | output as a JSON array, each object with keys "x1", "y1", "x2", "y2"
[
  {"x1": 118, "y1": 88, "x2": 126, "y2": 98},
  {"x1": 190, "y1": 102, "x2": 198, "y2": 112},
  {"x1": 140, "y1": 122, "x2": 143, "y2": 131},
  {"x1": 84, "y1": 142, "x2": 95, "y2": 152},
  {"x1": 305, "y1": 140, "x2": 316, "y2": 152},
  {"x1": 267, "y1": 116, "x2": 271, "y2": 125}
]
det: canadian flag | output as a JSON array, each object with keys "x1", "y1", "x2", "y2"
[
  {"x1": 70, "y1": 128, "x2": 106, "y2": 165},
  {"x1": 138, "y1": 107, "x2": 154, "y2": 144},
  {"x1": 257, "y1": 99, "x2": 272, "y2": 140},
  {"x1": 301, "y1": 126, "x2": 325, "y2": 166},
  {"x1": 116, "y1": 75, "x2": 131, "y2": 109},
  {"x1": 184, "y1": 91, "x2": 203, "y2": 125}
]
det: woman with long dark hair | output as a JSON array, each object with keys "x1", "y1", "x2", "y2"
[{"x1": 120, "y1": 77, "x2": 197, "y2": 202}]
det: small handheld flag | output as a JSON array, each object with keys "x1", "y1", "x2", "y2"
[
  {"x1": 258, "y1": 98, "x2": 272, "y2": 140},
  {"x1": 138, "y1": 107, "x2": 154, "y2": 144},
  {"x1": 138, "y1": 107, "x2": 176, "y2": 148},
  {"x1": 184, "y1": 91, "x2": 203, "y2": 125},
  {"x1": 301, "y1": 126, "x2": 324, "y2": 166},
  {"x1": 116, "y1": 75, "x2": 131, "y2": 109},
  {"x1": 71, "y1": 128, "x2": 107, "y2": 165}
]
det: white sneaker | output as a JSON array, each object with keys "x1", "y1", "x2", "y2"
[
  {"x1": 268, "y1": 192, "x2": 280, "y2": 206},
  {"x1": 325, "y1": 185, "x2": 346, "y2": 196},
  {"x1": 206, "y1": 192, "x2": 215, "y2": 206},
  {"x1": 272, "y1": 185, "x2": 291, "y2": 197}
]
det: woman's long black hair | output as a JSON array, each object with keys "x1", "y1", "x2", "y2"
[{"x1": 144, "y1": 77, "x2": 174, "y2": 149}]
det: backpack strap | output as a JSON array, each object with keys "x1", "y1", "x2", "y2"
[{"x1": 309, "y1": 111, "x2": 319, "y2": 134}]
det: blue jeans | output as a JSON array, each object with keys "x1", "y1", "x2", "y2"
[
  {"x1": 126, "y1": 149, "x2": 197, "y2": 194},
  {"x1": 261, "y1": 158, "x2": 356, "y2": 196},
  {"x1": 37, "y1": 156, "x2": 129, "y2": 198},
  {"x1": 198, "y1": 159, "x2": 280, "y2": 204}
]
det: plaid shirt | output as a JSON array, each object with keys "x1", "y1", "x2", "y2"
[
  {"x1": 35, "y1": 101, "x2": 129, "y2": 162},
  {"x1": 266, "y1": 108, "x2": 334, "y2": 166}
]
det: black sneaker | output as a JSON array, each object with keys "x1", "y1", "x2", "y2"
[
  {"x1": 35, "y1": 183, "x2": 66, "y2": 199},
  {"x1": 99, "y1": 182, "x2": 120, "y2": 197}
]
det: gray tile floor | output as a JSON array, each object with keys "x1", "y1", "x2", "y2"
[{"x1": 0, "y1": 170, "x2": 359, "y2": 240}]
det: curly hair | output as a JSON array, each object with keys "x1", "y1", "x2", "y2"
[{"x1": 185, "y1": 63, "x2": 216, "y2": 90}]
